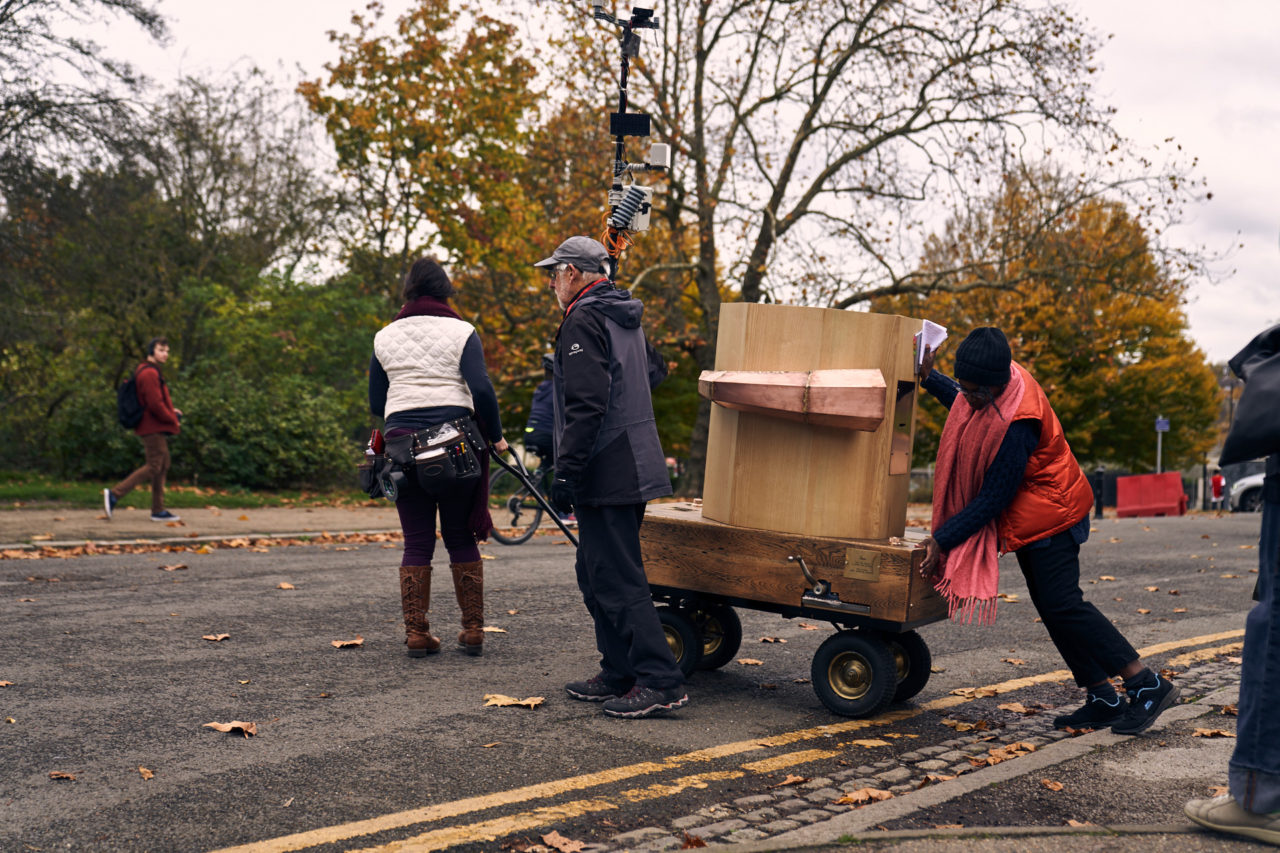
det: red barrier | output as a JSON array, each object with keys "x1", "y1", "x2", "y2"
[{"x1": 1115, "y1": 472, "x2": 1188, "y2": 518}]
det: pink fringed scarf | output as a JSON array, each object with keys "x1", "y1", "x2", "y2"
[{"x1": 930, "y1": 364, "x2": 1027, "y2": 625}]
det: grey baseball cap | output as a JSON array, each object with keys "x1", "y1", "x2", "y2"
[{"x1": 533, "y1": 236, "x2": 609, "y2": 274}]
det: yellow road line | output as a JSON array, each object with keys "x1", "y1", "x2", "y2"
[
  {"x1": 210, "y1": 629, "x2": 1242, "y2": 853},
  {"x1": 741, "y1": 748, "x2": 844, "y2": 773},
  {"x1": 1166, "y1": 641, "x2": 1244, "y2": 669},
  {"x1": 348, "y1": 772, "x2": 745, "y2": 853}
]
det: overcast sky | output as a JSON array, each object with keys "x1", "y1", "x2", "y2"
[{"x1": 100, "y1": 0, "x2": 1280, "y2": 364}]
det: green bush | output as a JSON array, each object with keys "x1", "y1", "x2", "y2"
[{"x1": 46, "y1": 372, "x2": 363, "y2": 489}]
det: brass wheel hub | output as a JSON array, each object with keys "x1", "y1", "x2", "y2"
[{"x1": 828, "y1": 651, "x2": 873, "y2": 700}]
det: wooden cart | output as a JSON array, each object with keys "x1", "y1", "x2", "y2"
[{"x1": 640, "y1": 501, "x2": 948, "y2": 718}]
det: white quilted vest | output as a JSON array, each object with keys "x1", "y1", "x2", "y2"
[{"x1": 374, "y1": 316, "x2": 475, "y2": 417}]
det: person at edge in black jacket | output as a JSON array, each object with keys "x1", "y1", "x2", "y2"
[{"x1": 533, "y1": 236, "x2": 688, "y2": 719}]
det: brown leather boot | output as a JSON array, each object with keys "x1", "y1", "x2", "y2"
[
  {"x1": 399, "y1": 564, "x2": 440, "y2": 657},
  {"x1": 451, "y1": 560, "x2": 484, "y2": 656}
]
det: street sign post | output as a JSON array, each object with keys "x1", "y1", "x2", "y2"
[{"x1": 1155, "y1": 415, "x2": 1170, "y2": 473}]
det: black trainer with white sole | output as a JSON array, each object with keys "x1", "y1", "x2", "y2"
[{"x1": 1111, "y1": 673, "x2": 1181, "y2": 735}]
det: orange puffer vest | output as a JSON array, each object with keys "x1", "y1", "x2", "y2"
[{"x1": 997, "y1": 363, "x2": 1094, "y2": 553}]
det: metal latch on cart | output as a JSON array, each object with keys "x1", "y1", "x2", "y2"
[{"x1": 788, "y1": 555, "x2": 871, "y2": 615}]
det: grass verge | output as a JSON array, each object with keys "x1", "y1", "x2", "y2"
[{"x1": 0, "y1": 470, "x2": 369, "y2": 510}]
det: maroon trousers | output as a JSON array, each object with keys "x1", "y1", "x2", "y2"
[{"x1": 111, "y1": 433, "x2": 170, "y2": 514}]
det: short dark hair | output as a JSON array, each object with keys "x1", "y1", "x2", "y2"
[
  {"x1": 402, "y1": 257, "x2": 456, "y2": 302},
  {"x1": 146, "y1": 337, "x2": 169, "y2": 356}
]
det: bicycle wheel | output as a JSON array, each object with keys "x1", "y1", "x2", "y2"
[{"x1": 488, "y1": 466, "x2": 543, "y2": 545}]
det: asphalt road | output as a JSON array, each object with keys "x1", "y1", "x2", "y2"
[{"x1": 0, "y1": 513, "x2": 1263, "y2": 852}]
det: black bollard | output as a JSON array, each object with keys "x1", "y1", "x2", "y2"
[{"x1": 1093, "y1": 465, "x2": 1106, "y2": 519}]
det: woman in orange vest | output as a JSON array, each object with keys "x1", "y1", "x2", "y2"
[{"x1": 917, "y1": 327, "x2": 1179, "y2": 735}]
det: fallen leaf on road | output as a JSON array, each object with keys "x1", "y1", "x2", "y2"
[
  {"x1": 165, "y1": 520, "x2": 184, "y2": 528},
  {"x1": 934, "y1": 823, "x2": 964, "y2": 828},
  {"x1": 1221, "y1": 574, "x2": 1240, "y2": 579},
  {"x1": 482, "y1": 742, "x2": 501, "y2": 748},
  {"x1": 1098, "y1": 575, "x2": 1116, "y2": 581},
  {"x1": 1066, "y1": 819, "x2": 1093, "y2": 826},
  {"x1": 835, "y1": 788, "x2": 894, "y2": 806},
  {"x1": 737, "y1": 658, "x2": 764, "y2": 666},
  {"x1": 680, "y1": 833, "x2": 708, "y2": 849},
  {"x1": 203, "y1": 721, "x2": 256, "y2": 737},
  {"x1": 970, "y1": 742, "x2": 1036, "y2": 767},
  {"x1": 202, "y1": 634, "x2": 230, "y2": 642},
  {"x1": 277, "y1": 582, "x2": 295, "y2": 590},
  {"x1": 483, "y1": 694, "x2": 543, "y2": 709},
  {"x1": 194, "y1": 545, "x2": 213, "y2": 555},
  {"x1": 1219, "y1": 704, "x2": 1238, "y2": 716},
  {"x1": 1145, "y1": 586, "x2": 1160, "y2": 592},
  {"x1": 769, "y1": 774, "x2": 808, "y2": 788},
  {"x1": 792, "y1": 677, "x2": 810, "y2": 684},
  {"x1": 158, "y1": 564, "x2": 188, "y2": 572},
  {"x1": 334, "y1": 547, "x2": 353, "y2": 552},
  {"x1": 1041, "y1": 779, "x2": 1064, "y2": 791},
  {"x1": 1113, "y1": 597, "x2": 1124, "y2": 602},
  {"x1": 1109, "y1": 537, "x2": 1122, "y2": 543},
  {"x1": 32, "y1": 534, "x2": 53, "y2": 541},
  {"x1": 930, "y1": 666, "x2": 946, "y2": 673},
  {"x1": 848, "y1": 738, "x2": 890, "y2": 748},
  {"x1": 759, "y1": 636, "x2": 786, "y2": 643},
  {"x1": 1137, "y1": 609, "x2": 1151, "y2": 614},
  {"x1": 798, "y1": 623, "x2": 820, "y2": 630},
  {"x1": 1209, "y1": 785, "x2": 1230, "y2": 796},
  {"x1": 0, "y1": 681, "x2": 11, "y2": 687},
  {"x1": 331, "y1": 636, "x2": 364, "y2": 648},
  {"x1": 998, "y1": 702, "x2": 1037, "y2": 715},
  {"x1": 996, "y1": 592, "x2": 1020, "y2": 602},
  {"x1": 541, "y1": 830, "x2": 585, "y2": 853},
  {"x1": 942, "y1": 718, "x2": 990, "y2": 732},
  {"x1": 949, "y1": 686, "x2": 998, "y2": 699},
  {"x1": 237, "y1": 515, "x2": 249, "y2": 521},
  {"x1": 1193, "y1": 728, "x2": 1235, "y2": 738},
  {"x1": 1001, "y1": 658, "x2": 1027, "y2": 666},
  {"x1": 918, "y1": 774, "x2": 957, "y2": 788},
  {"x1": 1173, "y1": 608, "x2": 1187, "y2": 613},
  {"x1": 1168, "y1": 589, "x2": 1181, "y2": 595},
  {"x1": 238, "y1": 680, "x2": 250, "y2": 684},
  {"x1": 507, "y1": 609, "x2": 519, "y2": 615},
  {"x1": 138, "y1": 766, "x2": 154, "y2": 780},
  {"x1": 482, "y1": 626, "x2": 507, "y2": 634},
  {"x1": 48, "y1": 771, "x2": 76, "y2": 781}
]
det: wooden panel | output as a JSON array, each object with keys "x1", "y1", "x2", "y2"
[
  {"x1": 701, "y1": 304, "x2": 921, "y2": 540},
  {"x1": 641, "y1": 503, "x2": 947, "y2": 626},
  {"x1": 698, "y1": 369, "x2": 886, "y2": 431}
]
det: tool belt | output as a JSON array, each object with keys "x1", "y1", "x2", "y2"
[{"x1": 360, "y1": 418, "x2": 484, "y2": 500}]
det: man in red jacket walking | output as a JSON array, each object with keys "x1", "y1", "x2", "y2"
[{"x1": 105, "y1": 338, "x2": 183, "y2": 522}]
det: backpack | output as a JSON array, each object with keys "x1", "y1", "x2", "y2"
[{"x1": 116, "y1": 364, "x2": 157, "y2": 429}]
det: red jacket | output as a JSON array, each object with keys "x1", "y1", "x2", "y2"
[
  {"x1": 997, "y1": 364, "x2": 1094, "y2": 553},
  {"x1": 134, "y1": 362, "x2": 180, "y2": 437}
]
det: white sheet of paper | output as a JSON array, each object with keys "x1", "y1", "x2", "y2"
[{"x1": 914, "y1": 319, "x2": 948, "y2": 370}]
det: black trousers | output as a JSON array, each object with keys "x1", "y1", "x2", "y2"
[
  {"x1": 574, "y1": 502, "x2": 683, "y2": 690},
  {"x1": 1016, "y1": 529, "x2": 1138, "y2": 687}
]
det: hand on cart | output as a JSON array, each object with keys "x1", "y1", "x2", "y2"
[{"x1": 919, "y1": 535, "x2": 942, "y2": 581}]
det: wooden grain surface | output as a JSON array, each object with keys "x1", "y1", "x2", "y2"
[{"x1": 641, "y1": 503, "x2": 947, "y2": 625}]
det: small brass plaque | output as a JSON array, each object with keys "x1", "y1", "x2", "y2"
[{"x1": 844, "y1": 548, "x2": 882, "y2": 582}]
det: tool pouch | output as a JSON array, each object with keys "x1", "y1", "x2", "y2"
[{"x1": 412, "y1": 419, "x2": 482, "y2": 495}]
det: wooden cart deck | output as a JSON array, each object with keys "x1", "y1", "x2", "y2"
[{"x1": 640, "y1": 501, "x2": 947, "y2": 631}]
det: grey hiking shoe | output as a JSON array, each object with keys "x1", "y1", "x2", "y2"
[
  {"x1": 602, "y1": 685, "x2": 688, "y2": 719},
  {"x1": 565, "y1": 675, "x2": 630, "y2": 702}
]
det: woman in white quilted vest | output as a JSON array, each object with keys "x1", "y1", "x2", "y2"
[{"x1": 369, "y1": 258, "x2": 508, "y2": 657}]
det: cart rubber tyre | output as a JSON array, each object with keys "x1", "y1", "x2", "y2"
[
  {"x1": 657, "y1": 606, "x2": 702, "y2": 677},
  {"x1": 811, "y1": 631, "x2": 896, "y2": 718},
  {"x1": 886, "y1": 630, "x2": 932, "y2": 703},
  {"x1": 688, "y1": 604, "x2": 743, "y2": 670},
  {"x1": 487, "y1": 467, "x2": 543, "y2": 545}
]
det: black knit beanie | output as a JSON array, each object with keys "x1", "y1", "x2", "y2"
[{"x1": 954, "y1": 327, "x2": 1012, "y2": 387}]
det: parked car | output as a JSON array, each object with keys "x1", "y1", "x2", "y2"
[{"x1": 1230, "y1": 472, "x2": 1266, "y2": 512}]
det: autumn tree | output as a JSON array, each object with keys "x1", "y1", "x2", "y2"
[
  {"x1": 873, "y1": 171, "x2": 1219, "y2": 473},
  {"x1": 543, "y1": 0, "x2": 1208, "y2": 493},
  {"x1": 302, "y1": 3, "x2": 703, "y2": 460}
]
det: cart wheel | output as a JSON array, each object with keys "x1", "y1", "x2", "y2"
[
  {"x1": 886, "y1": 630, "x2": 932, "y2": 702},
  {"x1": 657, "y1": 606, "x2": 702, "y2": 677},
  {"x1": 688, "y1": 604, "x2": 743, "y2": 670},
  {"x1": 810, "y1": 631, "x2": 896, "y2": 718}
]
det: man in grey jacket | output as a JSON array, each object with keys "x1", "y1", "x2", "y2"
[{"x1": 534, "y1": 236, "x2": 688, "y2": 719}]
